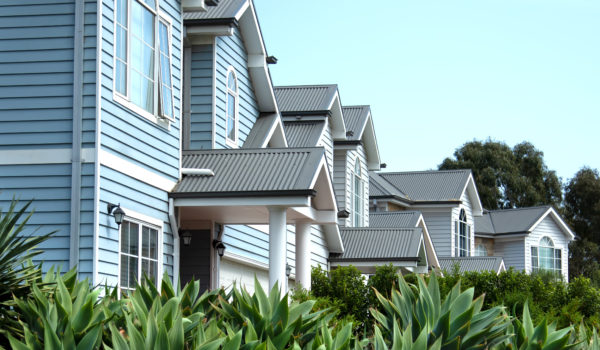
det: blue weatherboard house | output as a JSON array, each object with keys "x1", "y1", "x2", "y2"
[{"x1": 0, "y1": 0, "x2": 575, "y2": 291}]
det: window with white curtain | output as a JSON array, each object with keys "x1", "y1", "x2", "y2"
[{"x1": 531, "y1": 236, "x2": 561, "y2": 275}]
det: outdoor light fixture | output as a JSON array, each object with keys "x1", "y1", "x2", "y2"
[
  {"x1": 107, "y1": 203, "x2": 125, "y2": 226},
  {"x1": 286, "y1": 263, "x2": 292, "y2": 278},
  {"x1": 213, "y1": 239, "x2": 226, "y2": 257},
  {"x1": 181, "y1": 231, "x2": 192, "y2": 246}
]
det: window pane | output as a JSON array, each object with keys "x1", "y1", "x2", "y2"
[
  {"x1": 142, "y1": 76, "x2": 154, "y2": 112},
  {"x1": 143, "y1": 0, "x2": 156, "y2": 9},
  {"x1": 129, "y1": 222, "x2": 139, "y2": 255},
  {"x1": 142, "y1": 226, "x2": 150, "y2": 258},
  {"x1": 142, "y1": 44, "x2": 154, "y2": 78},
  {"x1": 129, "y1": 256, "x2": 138, "y2": 286},
  {"x1": 116, "y1": 26, "x2": 127, "y2": 60},
  {"x1": 142, "y1": 7, "x2": 154, "y2": 45},
  {"x1": 131, "y1": 2, "x2": 143, "y2": 38},
  {"x1": 120, "y1": 255, "x2": 129, "y2": 287},
  {"x1": 116, "y1": 0, "x2": 127, "y2": 25},
  {"x1": 131, "y1": 70, "x2": 142, "y2": 107},
  {"x1": 159, "y1": 22, "x2": 169, "y2": 54},
  {"x1": 120, "y1": 221, "x2": 130, "y2": 254},
  {"x1": 150, "y1": 228, "x2": 158, "y2": 259},
  {"x1": 116, "y1": 61, "x2": 127, "y2": 95},
  {"x1": 227, "y1": 93, "x2": 235, "y2": 140},
  {"x1": 228, "y1": 72, "x2": 236, "y2": 90}
]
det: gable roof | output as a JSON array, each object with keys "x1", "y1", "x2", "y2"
[
  {"x1": 171, "y1": 148, "x2": 325, "y2": 197},
  {"x1": 369, "y1": 171, "x2": 411, "y2": 202},
  {"x1": 331, "y1": 228, "x2": 423, "y2": 262},
  {"x1": 243, "y1": 113, "x2": 288, "y2": 148},
  {"x1": 438, "y1": 256, "x2": 505, "y2": 274},
  {"x1": 342, "y1": 105, "x2": 369, "y2": 141},
  {"x1": 274, "y1": 85, "x2": 338, "y2": 113},
  {"x1": 282, "y1": 120, "x2": 325, "y2": 148},
  {"x1": 475, "y1": 206, "x2": 575, "y2": 240},
  {"x1": 378, "y1": 170, "x2": 471, "y2": 202},
  {"x1": 369, "y1": 211, "x2": 422, "y2": 228}
]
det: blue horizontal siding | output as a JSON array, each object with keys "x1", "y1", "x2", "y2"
[
  {"x1": 189, "y1": 44, "x2": 213, "y2": 150},
  {"x1": 222, "y1": 225, "x2": 269, "y2": 265},
  {"x1": 214, "y1": 27, "x2": 259, "y2": 149}
]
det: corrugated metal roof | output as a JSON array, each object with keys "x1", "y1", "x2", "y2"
[
  {"x1": 171, "y1": 148, "x2": 324, "y2": 196},
  {"x1": 274, "y1": 85, "x2": 338, "y2": 113},
  {"x1": 282, "y1": 120, "x2": 325, "y2": 147},
  {"x1": 331, "y1": 228, "x2": 422, "y2": 261},
  {"x1": 369, "y1": 211, "x2": 422, "y2": 228},
  {"x1": 184, "y1": 0, "x2": 247, "y2": 21},
  {"x1": 377, "y1": 170, "x2": 472, "y2": 202},
  {"x1": 243, "y1": 113, "x2": 277, "y2": 148},
  {"x1": 475, "y1": 206, "x2": 550, "y2": 235},
  {"x1": 369, "y1": 171, "x2": 411, "y2": 201},
  {"x1": 438, "y1": 256, "x2": 504, "y2": 273},
  {"x1": 342, "y1": 105, "x2": 369, "y2": 141}
]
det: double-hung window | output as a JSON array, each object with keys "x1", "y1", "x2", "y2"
[
  {"x1": 352, "y1": 160, "x2": 364, "y2": 227},
  {"x1": 114, "y1": 0, "x2": 174, "y2": 121},
  {"x1": 120, "y1": 219, "x2": 160, "y2": 294},
  {"x1": 531, "y1": 236, "x2": 561, "y2": 275},
  {"x1": 455, "y1": 209, "x2": 470, "y2": 257}
]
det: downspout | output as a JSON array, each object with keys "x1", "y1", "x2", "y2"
[
  {"x1": 69, "y1": 0, "x2": 85, "y2": 270},
  {"x1": 168, "y1": 198, "x2": 180, "y2": 286}
]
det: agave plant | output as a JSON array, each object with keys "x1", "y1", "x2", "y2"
[
  {"x1": 371, "y1": 273, "x2": 511, "y2": 349},
  {"x1": 491, "y1": 302, "x2": 576, "y2": 350},
  {"x1": 0, "y1": 198, "x2": 54, "y2": 342},
  {"x1": 7, "y1": 267, "x2": 114, "y2": 350}
]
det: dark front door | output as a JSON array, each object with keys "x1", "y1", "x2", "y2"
[{"x1": 180, "y1": 230, "x2": 211, "y2": 291}]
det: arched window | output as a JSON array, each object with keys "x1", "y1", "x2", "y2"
[
  {"x1": 475, "y1": 243, "x2": 488, "y2": 256},
  {"x1": 352, "y1": 160, "x2": 364, "y2": 226},
  {"x1": 226, "y1": 69, "x2": 238, "y2": 144},
  {"x1": 531, "y1": 236, "x2": 561, "y2": 275},
  {"x1": 455, "y1": 209, "x2": 470, "y2": 257}
]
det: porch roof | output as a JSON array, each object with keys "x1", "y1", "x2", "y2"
[{"x1": 330, "y1": 227, "x2": 423, "y2": 262}]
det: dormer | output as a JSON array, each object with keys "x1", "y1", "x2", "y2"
[{"x1": 182, "y1": 0, "x2": 286, "y2": 150}]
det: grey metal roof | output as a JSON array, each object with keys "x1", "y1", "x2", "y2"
[
  {"x1": 243, "y1": 113, "x2": 278, "y2": 148},
  {"x1": 331, "y1": 228, "x2": 422, "y2": 261},
  {"x1": 283, "y1": 120, "x2": 325, "y2": 147},
  {"x1": 376, "y1": 170, "x2": 472, "y2": 202},
  {"x1": 171, "y1": 148, "x2": 324, "y2": 197},
  {"x1": 475, "y1": 206, "x2": 550, "y2": 235},
  {"x1": 184, "y1": 0, "x2": 247, "y2": 21},
  {"x1": 369, "y1": 211, "x2": 422, "y2": 228},
  {"x1": 342, "y1": 105, "x2": 369, "y2": 141},
  {"x1": 369, "y1": 171, "x2": 411, "y2": 201},
  {"x1": 274, "y1": 85, "x2": 338, "y2": 113},
  {"x1": 438, "y1": 256, "x2": 504, "y2": 273}
]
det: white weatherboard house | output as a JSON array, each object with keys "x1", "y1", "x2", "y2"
[{"x1": 0, "y1": 0, "x2": 575, "y2": 293}]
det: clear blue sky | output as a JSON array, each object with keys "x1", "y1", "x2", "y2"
[{"x1": 253, "y1": 0, "x2": 600, "y2": 183}]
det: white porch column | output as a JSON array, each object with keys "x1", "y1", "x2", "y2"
[
  {"x1": 268, "y1": 207, "x2": 287, "y2": 291},
  {"x1": 295, "y1": 222, "x2": 311, "y2": 290}
]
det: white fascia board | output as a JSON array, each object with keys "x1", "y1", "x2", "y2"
[
  {"x1": 333, "y1": 143, "x2": 359, "y2": 151},
  {"x1": 289, "y1": 207, "x2": 337, "y2": 224},
  {"x1": 362, "y1": 115, "x2": 381, "y2": 171},
  {"x1": 182, "y1": 0, "x2": 206, "y2": 12},
  {"x1": 222, "y1": 251, "x2": 269, "y2": 271},
  {"x1": 330, "y1": 261, "x2": 418, "y2": 268},
  {"x1": 529, "y1": 207, "x2": 576, "y2": 240},
  {"x1": 497, "y1": 260, "x2": 506, "y2": 274},
  {"x1": 417, "y1": 215, "x2": 440, "y2": 269},
  {"x1": 461, "y1": 173, "x2": 484, "y2": 216},
  {"x1": 186, "y1": 25, "x2": 234, "y2": 37},
  {"x1": 261, "y1": 115, "x2": 288, "y2": 148},
  {"x1": 324, "y1": 223, "x2": 344, "y2": 253},
  {"x1": 327, "y1": 92, "x2": 347, "y2": 140},
  {"x1": 173, "y1": 195, "x2": 310, "y2": 207},
  {"x1": 0, "y1": 148, "x2": 96, "y2": 165}
]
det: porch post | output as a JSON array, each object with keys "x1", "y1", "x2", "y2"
[
  {"x1": 268, "y1": 206, "x2": 287, "y2": 291},
  {"x1": 295, "y1": 222, "x2": 311, "y2": 290}
]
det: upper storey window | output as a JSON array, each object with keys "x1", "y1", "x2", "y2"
[
  {"x1": 455, "y1": 209, "x2": 470, "y2": 257},
  {"x1": 531, "y1": 236, "x2": 561, "y2": 275},
  {"x1": 114, "y1": 0, "x2": 174, "y2": 121},
  {"x1": 226, "y1": 68, "x2": 239, "y2": 145},
  {"x1": 352, "y1": 160, "x2": 364, "y2": 227}
]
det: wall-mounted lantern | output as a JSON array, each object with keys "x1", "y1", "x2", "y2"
[
  {"x1": 213, "y1": 239, "x2": 226, "y2": 257},
  {"x1": 181, "y1": 231, "x2": 192, "y2": 246},
  {"x1": 107, "y1": 203, "x2": 125, "y2": 227},
  {"x1": 286, "y1": 263, "x2": 292, "y2": 278}
]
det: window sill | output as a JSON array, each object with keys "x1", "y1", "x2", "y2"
[
  {"x1": 113, "y1": 93, "x2": 171, "y2": 130},
  {"x1": 225, "y1": 138, "x2": 239, "y2": 148}
]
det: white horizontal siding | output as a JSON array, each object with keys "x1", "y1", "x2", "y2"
[
  {"x1": 418, "y1": 209, "x2": 453, "y2": 257},
  {"x1": 494, "y1": 239, "x2": 525, "y2": 271}
]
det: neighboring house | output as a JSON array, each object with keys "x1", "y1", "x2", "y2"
[{"x1": 475, "y1": 206, "x2": 574, "y2": 281}]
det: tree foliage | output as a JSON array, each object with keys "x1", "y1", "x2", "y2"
[
  {"x1": 439, "y1": 139, "x2": 562, "y2": 210},
  {"x1": 564, "y1": 167, "x2": 600, "y2": 281}
]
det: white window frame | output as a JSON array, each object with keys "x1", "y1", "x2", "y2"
[
  {"x1": 112, "y1": 0, "x2": 175, "y2": 125},
  {"x1": 455, "y1": 209, "x2": 470, "y2": 257},
  {"x1": 352, "y1": 159, "x2": 364, "y2": 227},
  {"x1": 225, "y1": 67, "x2": 239, "y2": 147},
  {"x1": 531, "y1": 236, "x2": 562, "y2": 275},
  {"x1": 117, "y1": 207, "x2": 163, "y2": 294}
]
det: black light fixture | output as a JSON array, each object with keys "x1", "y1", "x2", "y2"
[
  {"x1": 286, "y1": 263, "x2": 292, "y2": 278},
  {"x1": 181, "y1": 231, "x2": 192, "y2": 246},
  {"x1": 213, "y1": 239, "x2": 226, "y2": 257},
  {"x1": 107, "y1": 203, "x2": 125, "y2": 226}
]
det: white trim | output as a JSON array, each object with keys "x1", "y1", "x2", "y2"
[
  {"x1": 0, "y1": 148, "x2": 96, "y2": 165},
  {"x1": 99, "y1": 149, "x2": 177, "y2": 191},
  {"x1": 529, "y1": 207, "x2": 575, "y2": 240},
  {"x1": 181, "y1": 168, "x2": 214, "y2": 176},
  {"x1": 186, "y1": 25, "x2": 234, "y2": 37},
  {"x1": 460, "y1": 174, "x2": 484, "y2": 216},
  {"x1": 168, "y1": 198, "x2": 180, "y2": 286},
  {"x1": 225, "y1": 66, "x2": 239, "y2": 147},
  {"x1": 222, "y1": 251, "x2": 269, "y2": 271},
  {"x1": 173, "y1": 196, "x2": 310, "y2": 207},
  {"x1": 211, "y1": 36, "x2": 217, "y2": 149}
]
